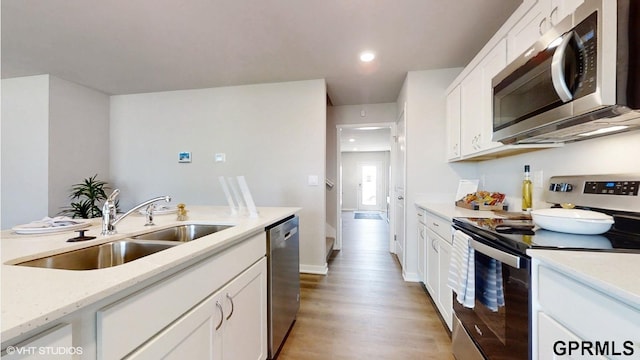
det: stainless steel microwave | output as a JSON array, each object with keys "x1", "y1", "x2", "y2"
[{"x1": 492, "y1": 0, "x2": 640, "y2": 144}]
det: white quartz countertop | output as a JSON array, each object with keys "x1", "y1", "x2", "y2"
[
  {"x1": 414, "y1": 201, "x2": 499, "y2": 221},
  {"x1": 1, "y1": 206, "x2": 299, "y2": 340},
  {"x1": 417, "y1": 202, "x2": 640, "y2": 310},
  {"x1": 528, "y1": 249, "x2": 640, "y2": 308}
]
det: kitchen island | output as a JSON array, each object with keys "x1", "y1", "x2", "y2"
[{"x1": 1, "y1": 206, "x2": 299, "y2": 359}]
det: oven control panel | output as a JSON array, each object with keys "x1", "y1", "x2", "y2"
[
  {"x1": 584, "y1": 181, "x2": 639, "y2": 196},
  {"x1": 545, "y1": 174, "x2": 640, "y2": 212}
]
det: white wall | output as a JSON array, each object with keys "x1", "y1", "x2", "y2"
[
  {"x1": 1, "y1": 75, "x2": 112, "y2": 228},
  {"x1": 110, "y1": 79, "x2": 327, "y2": 272},
  {"x1": 48, "y1": 76, "x2": 111, "y2": 216},
  {"x1": 478, "y1": 130, "x2": 640, "y2": 209},
  {"x1": 1, "y1": 75, "x2": 50, "y2": 228},
  {"x1": 397, "y1": 69, "x2": 478, "y2": 281}
]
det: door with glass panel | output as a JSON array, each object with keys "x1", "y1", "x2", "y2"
[{"x1": 357, "y1": 161, "x2": 384, "y2": 211}]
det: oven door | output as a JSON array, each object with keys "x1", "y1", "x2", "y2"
[{"x1": 452, "y1": 230, "x2": 531, "y2": 360}]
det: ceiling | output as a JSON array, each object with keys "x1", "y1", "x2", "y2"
[
  {"x1": 340, "y1": 127, "x2": 392, "y2": 152},
  {"x1": 1, "y1": 0, "x2": 522, "y2": 106}
]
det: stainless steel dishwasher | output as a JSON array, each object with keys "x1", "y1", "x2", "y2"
[{"x1": 266, "y1": 215, "x2": 300, "y2": 359}]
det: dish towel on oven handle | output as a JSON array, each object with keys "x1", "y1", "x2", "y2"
[
  {"x1": 477, "y1": 257, "x2": 505, "y2": 312},
  {"x1": 448, "y1": 230, "x2": 475, "y2": 308}
]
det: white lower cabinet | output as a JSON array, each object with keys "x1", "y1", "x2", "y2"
[
  {"x1": 2, "y1": 324, "x2": 73, "y2": 360},
  {"x1": 420, "y1": 209, "x2": 453, "y2": 331},
  {"x1": 127, "y1": 258, "x2": 267, "y2": 360},
  {"x1": 97, "y1": 232, "x2": 267, "y2": 360},
  {"x1": 417, "y1": 210, "x2": 427, "y2": 284},
  {"x1": 436, "y1": 239, "x2": 452, "y2": 330},
  {"x1": 532, "y1": 260, "x2": 640, "y2": 360}
]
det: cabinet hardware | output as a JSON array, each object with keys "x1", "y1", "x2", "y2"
[
  {"x1": 226, "y1": 293, "x2": 234, "y2": 320},
  {"x1": 215, "y1": 301, "x2": 224, "y2": 330}
]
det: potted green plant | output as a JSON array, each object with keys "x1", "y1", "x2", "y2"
[{"x1": 59, "y1": 174, "x2": 117, "y2": 218}]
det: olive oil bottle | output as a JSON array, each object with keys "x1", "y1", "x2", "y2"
[{"x1": 522, "y1": 165, "x2": 533, "y2": 212}]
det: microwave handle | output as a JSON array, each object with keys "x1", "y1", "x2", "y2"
[
  {"x1": 470, "y1": 239, "x2": 521, "y2": 269},
  {"x1": 551, "y1": 32, "x2": 575, "y2": 103}
]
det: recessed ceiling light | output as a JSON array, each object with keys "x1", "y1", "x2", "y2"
[
  {"x1": 359, "y1": 51, "x2": 375, "y2": 62},
  {"x1": 349, "y1": 138, "x2": 356, "y2": 142}
]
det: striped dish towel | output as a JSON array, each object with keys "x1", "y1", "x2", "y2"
[
  {"x1": 448, "y1": 230, "x2": 475, "y2": 308},
  {"x1": 477, "y1": 258, "x2": 505, "y2": 312}
]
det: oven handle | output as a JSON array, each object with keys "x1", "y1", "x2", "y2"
[{"x1": 470, "y1": 239, "x2": 521, "y2": 269}]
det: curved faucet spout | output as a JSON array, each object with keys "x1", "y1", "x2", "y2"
[{"x1": 101, "y1": 191, "x2": 171, "y2": 235}]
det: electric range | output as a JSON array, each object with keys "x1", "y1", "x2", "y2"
[{"x1": 450, "y1": 174, "x2": 640, "y2": 360}]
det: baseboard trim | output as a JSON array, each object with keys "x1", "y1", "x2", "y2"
[
  {"x1": 300, "y1": 263, "x2": 328, "y2": 275},
  {"x1": 402, "y1": 270, "x2": 420, "y2": 282}
]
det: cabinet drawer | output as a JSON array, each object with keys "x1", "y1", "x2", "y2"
[
  {"x1": 425, "y1": 212, "x2": 451, "y2": 243},
  {"x1": 538, "y1": 266, "x2": 640, "y2": 357},
  {"x1": 417, "y1": 208, "x2": 428, "y2": 225},
  {"x1": 97, "y1": 232, "x2": 265, "y2": 360}
]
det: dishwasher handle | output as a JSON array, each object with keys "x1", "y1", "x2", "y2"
[
  {"x1": 284, "y1": 227, "x2": 298, "y2": 241},
  {"x1": 470, "y1": 239, "x2": 521, "y2": 269}
]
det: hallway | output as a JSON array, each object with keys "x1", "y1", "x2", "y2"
[{"x1": 277, "y1": 211, "x2": 454, "y2": 359}]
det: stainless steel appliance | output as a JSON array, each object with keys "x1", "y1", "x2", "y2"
[
  {"x1": 492, "y1": 0, "x2": 640, "y2": 144},
  {"x1": 266, "y1": 215, "x2": 300, "y2": 359},
  {"x1": 451, "y1": 174, "x2": 640, "y2": 359}
]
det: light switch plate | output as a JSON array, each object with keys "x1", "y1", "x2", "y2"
[
  {"x1": 215, "y1": 153, "x2": 226, "y2": 162},
  {"x1": 308, "y1": 175, "x2": 319, "y2": 186}
]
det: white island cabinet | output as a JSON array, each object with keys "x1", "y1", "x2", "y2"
[
  {"x1": 1, "y1": 207, "x2": 298, "y2": 360},
  {"x1": 530, "y1": 250, "x2": 640, "y2": 360}
]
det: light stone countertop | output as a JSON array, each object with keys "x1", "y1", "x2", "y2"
[
  {"x1": 415, "y1": 201, "x2": 640, "y2": 309},
  {"x1": 1, "y1": 206, "x2": 299, "y2": 341},
  {"x1": 528, "y1": 249, "x2": 640, "y2": 309},
  {"x1": 414, "y1": 201, "x2": 499, "y2": 221}
]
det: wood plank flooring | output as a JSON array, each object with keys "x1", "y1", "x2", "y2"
[{"x1": 277, "y1": 212, "x2": 454, "y2": 360}]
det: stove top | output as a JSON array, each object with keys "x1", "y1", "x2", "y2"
[
  {"x1": 453, "y1": 173, "x2": 640, "y2": 256},
  {"x1": 453, "y1": 217, "x2": 640, "y2": 256}
]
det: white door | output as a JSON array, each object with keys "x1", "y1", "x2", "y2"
[
  {"x1": 358, "y1": 161, "x2": 384, "y2": 211},
  {"x1": 394, "y1": 105, "x2": 406, "y2": 266}
]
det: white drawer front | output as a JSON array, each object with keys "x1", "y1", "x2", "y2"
[
  {"x1": 425, "y1": 212, "x2": 451, "y2": 243},
  {"x1": 538, "y1": 266, "x2": 640, "y2": 359}
]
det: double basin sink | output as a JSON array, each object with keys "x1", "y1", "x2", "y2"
[{"x1": 16, "y1": 224, "x2": 233, "y2": 270}]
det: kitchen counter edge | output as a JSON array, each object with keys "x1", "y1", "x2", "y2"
[{"x1": 0, "y1": 206, "x2": 300, "y2": 341}]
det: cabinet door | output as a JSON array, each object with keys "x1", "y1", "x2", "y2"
[
  {"x1": 417, "y1": 222, "x2": 427, "y2": 284},
  {"x1": 425, "y1": 229, "x2": 439, "y2": 298},
  {"x1": 508, "y1": 0, "x2": 549, "y2": 62},
  {"x1": 460, "y1": 66, "x2": 483, "y2": 156},
  {"x1": 460, "y1": 40, "x2": 507, "y2": 156},
  {"x1": 446, "y1": 86, "x2": 462, "y2": 160},
  {"x1": 437, "y1": 240, "x2": 453, "y2": 331},
  {"x1": 125, "y1": 294, "x2": 219, "y2": 360},
  {"x1": 550, "y1": 0, "x2": 584, "y2": 25},
  {"x1": 537, "y1": 312, "x2": 607, "y2": 360},
  {"x1": 220, "y1": 257, "x2": 267, "y2": 360},
  {"x1": 2, "y1": 324, "x2": 72, "y2": 360},
  {"x1": 477, "y1": 39, "x2": 507, "y2": 152}
]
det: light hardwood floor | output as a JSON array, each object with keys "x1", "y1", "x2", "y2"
[{"x1": 277, "y1": 212, "x2": 454, "y2": 360}]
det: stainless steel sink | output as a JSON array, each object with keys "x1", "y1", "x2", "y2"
[
  {"x1": 16, "y1": 240, "x2": 178, "y2": 270},
  {"x1": 132, "y1": 224, "x2": 233, "y2": 242}
]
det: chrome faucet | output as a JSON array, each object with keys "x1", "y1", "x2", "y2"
[{"x1": 101, "y1": 189, "x2": 172, "y2": 235}]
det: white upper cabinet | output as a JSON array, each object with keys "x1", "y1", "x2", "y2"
[
  {"x1": 445, "y1": 0, "x2": 566, "y2": 161},
  {"x1": 446, "y1": 86, "x2": 461, "y2": 161},
  {"x1": 460, "y1": 39, "x2": 507, "y2": 157},
  {"x1": 508, "y1": 0, "x2": 584, "y2": 62}
]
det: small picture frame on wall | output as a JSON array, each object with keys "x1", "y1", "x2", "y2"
[{"x1": 178, "y1": 151, "x2": 192, "y2": 163}]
